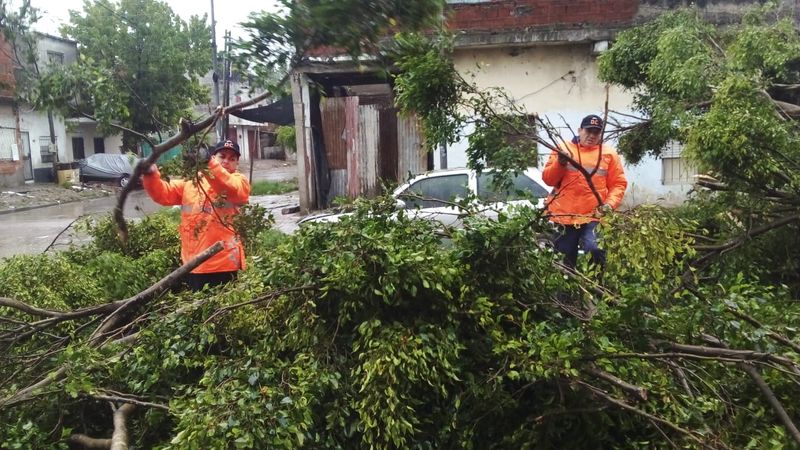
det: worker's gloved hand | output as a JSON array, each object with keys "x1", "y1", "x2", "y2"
[
  {"x1": 558, "y1": 152, "x2": 570, "y2": 165},
  {"x1": 596, "y1": 204, "x2": 613, "y2": 217}
]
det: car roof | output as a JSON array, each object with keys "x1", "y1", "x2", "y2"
[{"x1": 394, "y1": 166, "x2": 551, "y2": 196}]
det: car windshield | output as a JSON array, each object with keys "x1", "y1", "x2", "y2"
[
  {"x1": 399, "y1": 174, "x2": 469, "y2": 209},
  {"x1": 477, "y1": 172, "x2": 548, "y2": 202}
]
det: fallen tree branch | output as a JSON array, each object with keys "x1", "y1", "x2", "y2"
[
  {"x1": 204, "y1": 284, "x2": 318, "y2": 324},
  {"x1": 110, "y1": 403, "x2": 136, "y2": 450},
  {"x1": 726, "y1": 307, "x2": 800, "y2": 355},
  {"x1": 655, "y1": 340, "x2": 799, "y2": 372},
  {"x1": 87, "y1": 393, "x2": 168, "y2": 411},
  {"x1": 113, "y1": 87, "x2": 276, "y2": 242},
  {"x1": 0, "y1": 243, "x2": 223, "y2": 408},
  {"x1": 89, "y1": 241, "x2": 224, "y2": 345},
  {"x1": 701, "y1": 334, "x2": 800, "y2": 446},
  {"x1": 576, "y1": 380, "x2": 718, "y2": 449},
  {"x1": 42, "y1": 217, "x2": 80, "y2": 254},
  {"x1": 68, "y1": 434, "x2": 111, "y2": 449},
  {"x1": 690, "y1": 214, "x2": 800, "y2": 268},
  {"x1": 585, "y1": 366, "x2": 648, "y2": 402}
]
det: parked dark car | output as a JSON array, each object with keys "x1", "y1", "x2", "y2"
[{"x1": 77, "y1": 153, "x2": 141, "y2": 188}]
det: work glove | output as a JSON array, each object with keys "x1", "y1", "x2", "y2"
[
  {"x1": 557, "y1": 152, "x2": 570, "y2": 165},
  {"x1": 596, "y1": 204, "x2": 613, "y2": 217}
]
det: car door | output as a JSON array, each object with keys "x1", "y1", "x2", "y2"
[{"x1": 395, "y1": 173, "x2": 470, "y2": 228}]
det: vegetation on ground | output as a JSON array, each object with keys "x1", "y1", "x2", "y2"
[{"x1": 251, "y1": 179, "x2": 299, "y2": 196}]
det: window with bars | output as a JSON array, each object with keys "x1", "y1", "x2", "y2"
[
  {"x1": 0, "y1": 129, "x2": 15, "y2": 160},
  {"x1": 661, "y1": 141, "x2": 697, "y2": 185},
  {"x1": 47, "y1": 51, "x2": 64, "y2": 66},
  {"x1": 40, "y1": 136, "x2": 55, "y2": 163}
]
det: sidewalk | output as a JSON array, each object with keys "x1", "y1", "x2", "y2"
[{"x1": 0, "y1": 183, "x2": 113, "y2": 215}]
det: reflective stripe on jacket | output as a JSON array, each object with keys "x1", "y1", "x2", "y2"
[
  {"x1": 143, "y1": 158, "x2": 251, "y2": 274},
  {"x1": 542, "y1": 141, "x2": 627, "y2": 225}
]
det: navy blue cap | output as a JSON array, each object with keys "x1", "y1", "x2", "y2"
[
  {"x1": 580, "y1": 114, "x2": 603, "y2": 130},
  {"x1": 212, "y1": 139, "x2": 240, "y2": 157}
]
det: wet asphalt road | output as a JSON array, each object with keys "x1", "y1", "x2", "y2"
[{"x1": 0, "y1": 190, "x2": 164, "y2": 258}]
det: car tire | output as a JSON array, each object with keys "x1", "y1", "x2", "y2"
[{"x1": 119, "y1": 175, "x2": 130, "y2": 188}]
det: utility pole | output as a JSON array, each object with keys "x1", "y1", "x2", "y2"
[
  {"x1": 221, "y1": 30, "x2": 231, "y2": 138},
  {"x1": 210, "y1": 0, "x2": 222, "y2": 141}
]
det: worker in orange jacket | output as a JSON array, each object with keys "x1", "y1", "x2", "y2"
[
  {"x1": 143, "y1": 140, "x2": 251, "y2": 291},
  {"x1": 542, "y1": 115, "x2": 627, "y2": 269}
]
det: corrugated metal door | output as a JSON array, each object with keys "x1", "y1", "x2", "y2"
[
  {"x1": 321, "y1": 97, "x2": 348, "y2": 201},
  {"x1": 346, "y1": 100, "x2": 380, "y2": 198},
  {"x1": 397, "y1": 114, "x2": 426, "y2": 182}
]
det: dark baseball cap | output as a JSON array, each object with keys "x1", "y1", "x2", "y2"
[
  {"x1": 580, "y1": 114, "x2": 603, "y2": 130},
  {"x1": 212, "y1": 139, "x2": 240, "y2": 156}
]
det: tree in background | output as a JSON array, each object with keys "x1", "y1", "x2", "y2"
[
  {"x1": 235, "y1": 0, "x2": 444, "y2": 91},
  {"x1": 597, "y1": 5, "x2": 800, "y2": 291},
  {"x1": 39, "y1": 0, "x2": 212, "y2": 151}
]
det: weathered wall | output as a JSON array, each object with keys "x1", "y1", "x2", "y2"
[
  {"x1": 448, "y1": 0, "x2": 639, "y2": 32},
  {"x1": 445, "y1": 43, "x2": 693, "y2": 205},
  {"x1": 0, "y1": 36, "x2": 16, "y2": 99},
  {"x1": 446, "y1": 0, "x2": 785, "y2": 48}
]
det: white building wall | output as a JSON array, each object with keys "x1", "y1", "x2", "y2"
[
  {"x1": 444, "y1": 44, "x2": 693, "y2": 206},
  {"x1": 66, "y1": 122, "x2": 125, "y2": 157},
  {"x1": 18, "y1": 110, "x2": 68, "y2": 165}
]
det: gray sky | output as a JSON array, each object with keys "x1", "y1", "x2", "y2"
[{"x1": 24, "y1": 0, "x2": 279, "y2": 44}]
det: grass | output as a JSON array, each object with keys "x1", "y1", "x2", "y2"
[{"x1": 251, "y1": 179, "x2": 298, "y2": 196}]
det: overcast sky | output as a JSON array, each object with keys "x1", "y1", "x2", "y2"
[{"x1": 22, "y1": 0, "x2": 279, "y2": 44}]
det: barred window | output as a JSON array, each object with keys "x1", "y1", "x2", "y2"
[
  {"x1": 661, "y1": 141, "x2": 696, "y2": 185},
  {"x1": 40, "y1": 136, "x2": 55, "y2": 163}
]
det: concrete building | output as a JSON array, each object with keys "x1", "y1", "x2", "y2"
[
  {"x1": 0, "y1": 33, "x2": 123, "y2": 186},
  {"x1": 439, "y1": 0, "x2": 796, "y2": 206}
]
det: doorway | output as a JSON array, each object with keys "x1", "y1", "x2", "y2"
[
  {"x1": 20, "y1": 132, "x2": 33, "y2": 181},
  {"x1": 72, "y1": 137, "x2": 85, "y2": 160}
]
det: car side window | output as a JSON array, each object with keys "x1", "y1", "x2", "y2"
[
  {"x1": 399, "y1": 174, "x2": 470, "y2": 209},
  {"x1": 477, "y1": 173, "x2": 549, "y2": 202}
]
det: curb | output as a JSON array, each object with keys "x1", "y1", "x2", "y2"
[{"x1": 0, "y1": 198, "x2": 89, "y2": 216}]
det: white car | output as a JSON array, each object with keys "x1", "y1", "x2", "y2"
[{"x1": 300, "y1": 167, "x2": 551, "y2": 228}]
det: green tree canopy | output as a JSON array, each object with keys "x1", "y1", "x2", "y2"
[
  {"x1": 235, "y1": 0, "x2": 444, "y2": 90},
  {"x1": 34, "y1": 0, "x2": 213, "y2": 150}
]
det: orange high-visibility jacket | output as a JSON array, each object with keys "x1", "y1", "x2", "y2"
[
  {"x1": 143, "y1": 158, "x2": 251, "y2": 274},
  {"x1": 542, "y1": 140, "x2": 627, "y2": 225}
]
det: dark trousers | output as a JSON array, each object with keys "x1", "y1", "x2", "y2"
[
  {"x1": 187, "y1": 271, "x2": 238, "y2": 292},
  {"x1": 553, "y1": 222, "x2": 606, "y2": 270}
]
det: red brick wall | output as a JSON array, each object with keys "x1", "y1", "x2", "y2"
[
  {"x1": 447, "y1": 0, "x2": 640, "y2": 32},
  {"x1": 0, "y1": 34, "x2": 17, "y2": 98},
  {"x1": 0, "y1": 161, "x2": 20, "y2": 175}
]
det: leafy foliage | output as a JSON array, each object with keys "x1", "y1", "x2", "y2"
[
  {"x1": 275, "y1": 125, "x2": 297, "y2": 153},
  {"x1": 14, "y1": 0, "x2": 212, "y2": 150},
  {"x1": 2, "y1": 200, "x2": 799, "y2": 448},
  {"x1": 235, "y1": 0, "x2": 445, "y2": 91},
  {"x1": 250, "y1": 179, "x2": 298, "y2": 196}
]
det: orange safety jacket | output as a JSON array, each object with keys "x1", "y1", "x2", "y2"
[
  {"x1": 143, "y1": 158, "x2": 251, "y2": 274},
  {"x1": 542, "y1": 140, "x2": 627, "y2": 225}
]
